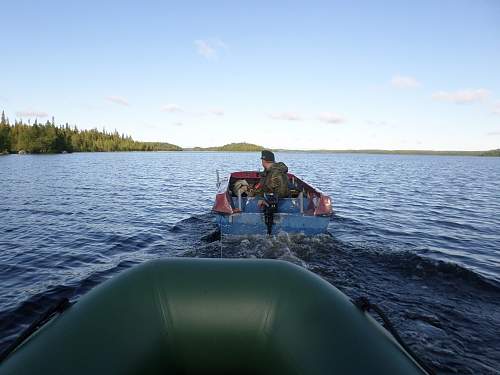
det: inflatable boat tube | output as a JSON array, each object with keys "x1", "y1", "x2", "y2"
[{"x1": 0, "y1": 259, "x2": 429, "y2": 374}]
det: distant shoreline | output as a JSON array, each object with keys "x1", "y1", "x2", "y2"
[
  {"x1": 272, "y1": 149, "x2": 500, "y2": 157},
  {"x1": 182, "y1": 147, "x2": 500, "y2": 157},
  {"x1": 181, "y1": 143, "x2": 500, "y2": 156},
  {"x1": 4, "y1": 149, "x2": 499, "y2": 157}
]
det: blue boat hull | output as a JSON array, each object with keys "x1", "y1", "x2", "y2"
[
  {"x1": 217, "y1": 212, "x2": 330, "y2": 235},
  {"x1": 216, "y1": 196, "x2": 330, "y2": 235}
]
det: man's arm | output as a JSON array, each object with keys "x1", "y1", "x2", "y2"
[
  {"x1": 269, "y1": 174, "x2": 282, "y2": 194},
  {"x1": 249, "y1": 187, "x2": 261, "y2": 196},
  {"x1": 248, "y1": 174, "x2": 266, "y2": 196}
]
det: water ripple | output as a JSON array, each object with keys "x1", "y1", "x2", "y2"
[{"x1": 0, "y1": 152, "x2": 499, "y2": 374}]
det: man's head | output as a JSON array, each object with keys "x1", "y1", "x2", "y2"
[{"x1": 261, "y1": 150, "x2": 275, "y2": 170}]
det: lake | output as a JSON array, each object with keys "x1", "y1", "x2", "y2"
[{"x1": 1, "y1": 152, "x2": 499, "y2": 374}]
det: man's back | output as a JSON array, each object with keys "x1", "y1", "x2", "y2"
[{"x1": 259, "y1": 162, "x2": 289, "y2": 198}]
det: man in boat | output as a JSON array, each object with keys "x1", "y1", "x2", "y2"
[{"x1": 249, "y1": 150, "x2": 289, "y2": 198}]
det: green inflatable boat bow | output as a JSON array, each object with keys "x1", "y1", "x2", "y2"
[{"x1": 0, "y1": 258, "x2": 430, "y2": 374}]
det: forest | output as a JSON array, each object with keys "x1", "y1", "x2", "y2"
[{"x1": 0, "y1": 111, "x2": 180, "y2": 153}]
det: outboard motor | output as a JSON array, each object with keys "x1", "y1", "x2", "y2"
[{"x1": 263, "y1": 193, "x2": 278, "y2": 235}]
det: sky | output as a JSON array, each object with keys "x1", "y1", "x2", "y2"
[{"x1": 1, "y1": 0, "x2": 499, "y2": 150}]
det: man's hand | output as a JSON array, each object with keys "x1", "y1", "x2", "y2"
[{"x1": 258, "y1": 200, "x2": 269, "y2": 208}]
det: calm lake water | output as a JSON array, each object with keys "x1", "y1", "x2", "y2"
[{"x1": 1, "y1": 152, "x2": 499, "y2": 374}]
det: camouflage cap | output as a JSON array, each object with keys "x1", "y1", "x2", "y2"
[{"x1": 261, "y1": 150, "x2": 275, "y2": 162}]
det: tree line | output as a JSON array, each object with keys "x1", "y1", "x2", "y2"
[{"x1": 0, "y1": 111, "x2": 181, "y2": 154}]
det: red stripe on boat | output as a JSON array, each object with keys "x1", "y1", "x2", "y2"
[
  {"x1": 213, "y1": 192, "x2": 233, "y2": 214},
  {"x1": 314, "y1": 195, "x2": 333, "y2": 216}
]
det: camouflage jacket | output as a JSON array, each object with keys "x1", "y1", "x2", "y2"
[{"x1": 253, "y1": 162, "x2": 289, "y2": 198}]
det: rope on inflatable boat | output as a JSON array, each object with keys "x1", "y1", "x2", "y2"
[
  {"x1": 0, "y1": 298, "x2": 71, "y2": 363},
  {"x1": 353, "y1": 296, "x2": 436, "y2": 375}
]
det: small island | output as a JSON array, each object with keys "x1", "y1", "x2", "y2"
[{"x1": 185, "y1": 142, "x2": 264, "y2": 152}]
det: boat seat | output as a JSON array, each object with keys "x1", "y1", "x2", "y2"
[{"x1": 230, "y1": 197, "x2": 309, "y2": 214}]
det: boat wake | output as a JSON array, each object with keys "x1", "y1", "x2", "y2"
[
  {"x1": 1, "y1": 213, "x2": 499, "y2": 374},
  {"x1": 178, "y1": 214, "x2": 500, "y2": 374}
]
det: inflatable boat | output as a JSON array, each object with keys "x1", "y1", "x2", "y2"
[
  {"x1": 213, "y1": 171, "x2": 333, "y2": 235},
  {"x1": 0, "y1": 259, "x2": 431, "y2": 374}
]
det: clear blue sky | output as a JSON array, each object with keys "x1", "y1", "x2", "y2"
[{"x1": 1, "y1": 0, "x2": 499, "y2": 150}]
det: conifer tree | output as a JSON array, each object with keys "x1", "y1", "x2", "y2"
[{"x1": 0, "y1": 111, "x2": 11, "y2": 152}]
